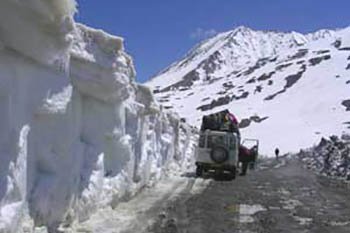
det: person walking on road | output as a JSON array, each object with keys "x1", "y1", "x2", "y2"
[{"x1": 275, "y1": 148, "x2": 280, "y2": 160}]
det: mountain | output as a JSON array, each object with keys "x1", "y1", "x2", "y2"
[{"x1": 147, "y1": 26, "x2": 350, "y2": 155}]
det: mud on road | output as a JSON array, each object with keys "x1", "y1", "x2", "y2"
[{"x1": 147, "y1": 158, "x2": 350, "y2": 233}]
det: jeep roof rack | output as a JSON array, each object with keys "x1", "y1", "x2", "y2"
[{"x1": 200, "y1": 109, "x2": 238, "y2": 133}]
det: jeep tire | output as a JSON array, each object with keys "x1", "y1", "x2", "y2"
[
  {"x1": 230, "y1": 166, "x2": 236, "y2": 180},
  {"x1": 196, "y1": 165, "x2": 203, "y2": 177},
  {"x1": 210, "y1": 145, "x2": 229, "y2": 164}
]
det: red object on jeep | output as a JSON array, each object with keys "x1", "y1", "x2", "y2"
[
  {"x1": 238, "y1": 145, "x2": 253, "y2": 163},
  {"x1": 239, "y1": 145, "x2": 251, "y2": 156}
]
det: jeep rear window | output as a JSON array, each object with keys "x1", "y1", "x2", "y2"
[{"x1": 207, "y1": 135, "x2": 227, "y2": 148}]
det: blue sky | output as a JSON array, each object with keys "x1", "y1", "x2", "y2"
[{"x1": 75, "y1": 0, "x2": 350, "y2": 83}]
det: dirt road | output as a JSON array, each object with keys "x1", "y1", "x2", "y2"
[
  {"x1": 147, "y1": 158, "x2": 350, "y2": 233},
  {"x1": 76, "y1": 157, "x2": 350, "y2": 233}
]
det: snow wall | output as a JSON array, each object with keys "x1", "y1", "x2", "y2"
[{"x1": 0, "y1": 1, "x2": 196, "y2": 232}]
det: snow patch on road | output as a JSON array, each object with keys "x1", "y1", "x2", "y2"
[
  {"x1": 274, "y1": 159, "x2": 287, "y2": 169},
  {"x1": 239, "y1": 204, "x2": 266, "y2": 216},
  {"x1": 293, "y1": 216, "x2": 313, "y2": 225},
  {"x1": 73, "y1": 177, "x2": 210, "y2": 233},
  {"x1": 329, "y1": 220, "x2": 350, "y2": 226},
  {"x1": 281, "y1": 199, "x2": 303, "y2": 210},
  {"x1": 228, "y1": 204, "x2": 267, "y2": 224}
]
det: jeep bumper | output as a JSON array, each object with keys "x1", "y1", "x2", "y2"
[{"x1": 195, "y1": 162, "x2": 235, "y2": 171}]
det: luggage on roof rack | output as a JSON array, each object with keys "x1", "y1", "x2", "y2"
[{"x1": 200, "y1": 109, "x2": 239, "y2": 134}]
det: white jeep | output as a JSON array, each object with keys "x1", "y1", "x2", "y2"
[{"x1": 195, "y1": 130, "x2": 239, "y2": 179}]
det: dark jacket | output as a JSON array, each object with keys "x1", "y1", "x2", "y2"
[{"x1": 239, "y1": 145, "x2": 252, "y2": 162}]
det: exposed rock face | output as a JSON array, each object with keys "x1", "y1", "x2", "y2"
[
  {"x1": 341, "y1": 99, "x2": 350, "y2": 111},
  {"x1": 238, "y1": 116, "x2": 269, "y2": 129},
  {"x1": 308, "y1": 55, "x2": 331, "y2": 66},
  {"x1": 298, "y1": 136, "x2": 350, "y2": 180},
  {"x1": 159, "y1": 70, "x2": 200, "y2": 93}
]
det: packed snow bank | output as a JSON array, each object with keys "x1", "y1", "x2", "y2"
[
  {"x1": 0, "y1": 2, "x2": 196, "y2": 232},
  {"x1": 0, "y1": 0, "x2": 76, "y2": 70},
  {"x1": 71, "y1": 23, "x2": 136, "y2": 103},
  {"x1": 298, "y1": 135, "x2": 350, "y2": 180}
]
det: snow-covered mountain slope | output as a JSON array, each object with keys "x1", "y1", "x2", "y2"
[
  {"x1": 0, "y1": 1, "x2": 195, "y2": 232},
  {"x1": 147, "y1": 26, "x2": 350, "y2": 156}
]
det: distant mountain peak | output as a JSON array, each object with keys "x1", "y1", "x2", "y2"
[
  {"x1": 148, "y1": 25, "x2": 350, "y2": 91},
  {"x1": 232, "y1": 25, "x2": 253, "y2": 33},
  {"x1": 146, "y1": 25, "x2": 350, "y2": 155}
]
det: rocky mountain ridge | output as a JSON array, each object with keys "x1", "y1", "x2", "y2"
[{"x1": 147, "y1": 26, "x2": 350, "y2": 155}]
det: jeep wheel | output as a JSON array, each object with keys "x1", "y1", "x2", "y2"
[
  {"x1": 215, "y1": 169, "x2": 222, "y2": 178},
  {"x1": 196, "y1": 166, "x2": 203, "y2": 177},
  {"x1": 210, "y1": 146, "x2": 229, "y2": 164},
  {"x1": 230, "y1": 166, "x2": 236, "y2": 180}
]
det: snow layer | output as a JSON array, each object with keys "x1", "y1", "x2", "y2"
[
  {"x1": 0, "y1": 0, "x2": 76, "y2": 70},
  {"x1": 0, "y1": 1, "x2": 195, "y2": 232}
]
